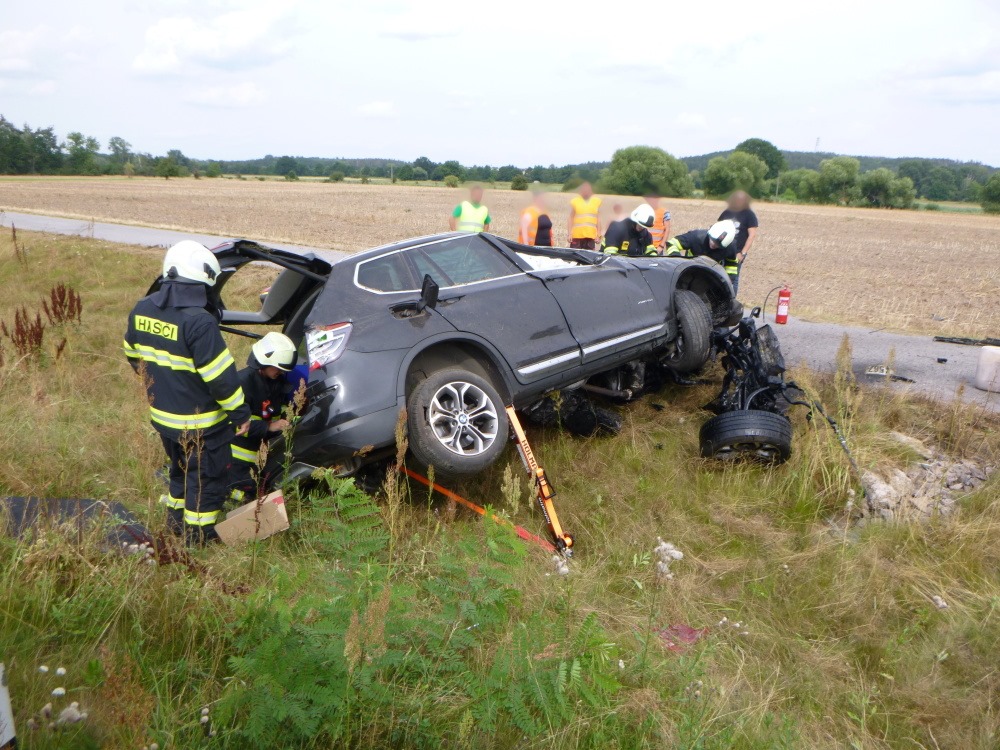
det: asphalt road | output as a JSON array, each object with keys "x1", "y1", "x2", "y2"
[{"x1": 4, "y1": 210, "x2": 997, "y2": 412}]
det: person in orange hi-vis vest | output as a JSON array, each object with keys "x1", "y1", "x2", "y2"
[
  {"x1": 568, "y1": 181, "x2": 602, "y2": 250},
  {"x1": 645, "y1": 194, "x2": 672, "y2": 251},
  {"x1": 518, "y1": 188, "x2": 555, "y2": 246}
]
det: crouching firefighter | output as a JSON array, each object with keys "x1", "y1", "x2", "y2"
[
  {"x1": 124, "y1": 241, "x2": 251, "y2": 545},
  {"x1": 228, "y1": 332, "x2": 296, "y2": 502},
  {"x1": 664, "y1": 220, "x2": 739, "y2": 282},
  {"x1": 602, "y1": 204, "x2": 659, "y2": 256}
]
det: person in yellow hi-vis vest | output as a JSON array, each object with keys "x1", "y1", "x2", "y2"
[
  {"x1": 449, "y1": 185, "x2": 492, "y2": 233},
  {"x1": 568, "y1": 181, "x2": 602, "y2": 250}
]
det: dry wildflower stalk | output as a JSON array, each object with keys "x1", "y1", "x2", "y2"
[
  {"x1": 1, "y1": 306, "x2": 46, "y2": 358},
  {"x1": 42, "y1": 283, "x2": 83, "y2": 325}
]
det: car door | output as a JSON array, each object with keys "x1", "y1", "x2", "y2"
[
  {"x1": 403, "y1": 235, "x2": 583, "y2": 383},
  {"x1": 529, "y1": 257, "x2": 666, "y2": 364}
]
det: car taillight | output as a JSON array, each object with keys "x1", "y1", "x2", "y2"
[{"x1": 305, "y1": 322, "x2": 352, "y2": 371}]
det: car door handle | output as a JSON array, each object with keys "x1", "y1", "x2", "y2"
[
  {"x1": 544, "y1": 275, "x2": 570, "y2": 282},
  {"x1": 438, "y1": 295, "x2": 464, "y2": 306}
]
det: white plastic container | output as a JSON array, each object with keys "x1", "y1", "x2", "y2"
[{"x1": 975, "y1": 346, "x2": 1000, "y2": 393}]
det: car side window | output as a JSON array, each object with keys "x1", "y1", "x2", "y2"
[
  {"x1": 356, "y1": 252, "x2": 417, "y2": 292},
  {"x1": 411, "y1": 236, "x2": 521, "y2": 287}
]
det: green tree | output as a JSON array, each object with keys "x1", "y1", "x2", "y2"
[
  {"x1": 439, "y1": 160, "x2": 465, "y2": 180},
  {"x1": 107, "y1": 136, "x2": 132, "y2": 169},
  {"x1": 496, "y1": 165, "x2": 520, "y2": 182},
  {"x1": 411, "y1": 166, "x2": 428, "y2": 181},
  {"x1": 817, "y1": 156, "x2": 861, "y2": 204},
  {"x1": 274, "y1": 155, "x2": 299, "y2": 175},
  {"x1": 980, "y1": 173, "x2": 1000, "y2": 214},
  {"x1": 205, "y1": 162, "x2": 223, "y2": 178},
  {"x1": 600, "y1": 146, "x2": 693, "y2": 197},
  {"x1": 858, "y1": 168, "x2": 895, "y2": 207},
  {"x1": 396, "y1": 164, "x2": 414, "y2": 181},
  {"x1": 889, "y1": 176, "x2": 916, "y2": 209},
  {"x1": 285, "y1": 170, "x2": 299, "y2": 181},
  {"x1": 63, "y1": 132, "x2": 101, "y2": 174},
  {"x1": 702, "y1": 152, "x2": 768, "y2": 197},
  {"x1": 155, "y1": 156, "x2": 181, "y2": 179},
  {"x1": 328, "y1": 170, "x2": 345, "y2": 182},
  {"x1": 923, "y1": 167, "x2": 959, "y2": 201},
  {"x1": 734, "y1": 138, "x2": 785, "y2": 179},
  {"x1": 413, "y1": 156, "x2": 436, "y2": 174},
  {"x1": 510, "y1": 174, "x2": 528, "y2": 191},
  {"x1": 443, "y1": 175, "x2": 460, "y2": 188},
  {"x1": 897, "y1": 159, "x2": 932, "y2": 196}
]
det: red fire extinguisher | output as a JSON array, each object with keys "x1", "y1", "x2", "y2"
[{"x1": 775, "y1": 286, "x2": 791, "y2": 324}]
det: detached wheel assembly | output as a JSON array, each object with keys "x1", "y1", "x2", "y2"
[{"x1": 699, "y1": 409, "x2": 792, "y2": 464}]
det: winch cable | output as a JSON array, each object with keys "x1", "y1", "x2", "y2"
[
  {"x1": 800, "y1": 393, "x2": 867, "y2": 499},
  {"x1": 400, "y1": 466, "x2": 557, "y2": 553}
]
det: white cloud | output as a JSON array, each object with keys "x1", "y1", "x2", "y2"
[
  {"x1": 355, "y1": 100, "x2": 398, "y2": 119},
  {"x1": 907, "y1": 70, "x2": 1000, "y2": 104},
  {"x1": 0, "y1": 58, "x2": 33, "y2": 74},
  {"x1": 28, "y1": 80, "x2": 56, "y2": 95},
  {"x1": 186, "y1": 82, "x2": 265, "y2": 107},
  {"x1": 675, "y1": 112, "x2": 707, "y2": 129},
  {"x1": 133, "y1": 4, "x2": 296, "y2": 74},
  {"x1": 380, "y1": 12, "x2": 459, "y2": 41},
  {"x1": 0, "y1": 28, "x2": 44, "y2": 75}
]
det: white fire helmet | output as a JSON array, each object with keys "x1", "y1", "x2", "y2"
[
  {"x1": 708, "y1": 220, "x2": 737, "y2": 248},
  {"x1": 630, "y1": 203, "x2": 656, "y2": 228},
  {"x1": 162, "y1": 241, "x2": 221, "y2": 286},
  {"x1": 252, "y1": 332, "x2": 298, "y2": 371}
]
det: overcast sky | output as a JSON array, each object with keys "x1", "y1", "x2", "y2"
[{"x1": 1, "y1": 0, "x2": 998, "y2": 166}]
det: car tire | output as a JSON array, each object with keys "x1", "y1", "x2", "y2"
[
  {"x1": 699, "y1": 409, "x2": 793, "y2": 464},
  {"x1": 664, "y1": 289, "x2": 712, "y2": 374},
  {"x1": 407, "y1": 368, "x2": 509, "y2": 478}
]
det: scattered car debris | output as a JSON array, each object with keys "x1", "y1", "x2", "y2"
[
  {"x1": 864, "y1": 365, "x2": 916, "y2": 383},
  {"x1": 523, "y1": 391, "x2": 622, "y2": 437},
  {"x1": 933, "y1": 335, "x2": 1000, "y2": 347},
  {"x1": 656, "y1": 623, "x2": 708, "y2": 653}
]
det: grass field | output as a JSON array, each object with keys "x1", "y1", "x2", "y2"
[
  {"x1": 1, "y1": 230, "x2": 1000, "y2": 748},
  {"x1": 0, "y1": 177, "x2": 998, "y2": 339}
]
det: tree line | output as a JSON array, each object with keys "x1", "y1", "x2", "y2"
[{"x1": 2, "y1": 113, "x2": 998, "y2": 212}]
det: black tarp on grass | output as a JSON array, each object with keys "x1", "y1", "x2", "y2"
[{"x1": 1, "y1": 497, "x2": 148, "y2": 547}]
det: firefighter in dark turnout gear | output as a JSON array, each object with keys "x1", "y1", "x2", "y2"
[
  {"x1": 664, "y1": 220, "x2": 739, "y2": 280},
  {"x1": 228, "y1": 332, "x2": 296, "y2": 502},
  {"x1": 124, "y1": 240, "x2": 251, "y2": 544},
  {"x1": 602, "y1": 203, "x2": 659, "y2": 256}
]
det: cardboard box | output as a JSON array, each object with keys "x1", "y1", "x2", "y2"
[
  {"x1": 0, "y1": 662, "x2": 14, "y2": 749},
  {"x1": 216, "y1": 490, "x2": 289, "y2": 545}
]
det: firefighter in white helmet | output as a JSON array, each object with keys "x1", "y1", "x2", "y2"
[
  {"x1": 227, "y1": 332, "x2": 297, "y2": 501},
  {"x1": 602, "y1": 203, "x2": 660, "y2": 256},
  {"x1": 124, "y1": 240, "x2": 251, "y2": 544},
  {"x1": 664, "y1": 220, "x2": 740, "y2": 282}
]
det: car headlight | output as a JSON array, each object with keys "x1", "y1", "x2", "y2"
[{"x1": 305, "y1": 322, "x2": 352, "y2": 371}]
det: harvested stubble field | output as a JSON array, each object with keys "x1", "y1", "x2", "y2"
[{"x1": 1, "y1": 176, "x2": 998, "y2": 338}]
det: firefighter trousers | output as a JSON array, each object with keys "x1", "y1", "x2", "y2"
[{"x1": 160, "y1": 433, "x2": 232, "y2": 544}]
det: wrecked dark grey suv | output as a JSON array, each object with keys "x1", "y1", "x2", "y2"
[{"x1": 160, "y1": 232, "x2": 740, "y2": 479}]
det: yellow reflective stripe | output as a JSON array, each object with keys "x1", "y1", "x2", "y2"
[
  {"x1": 574, "y1": 213, "x2": 598, "y2": 225},
  {"x1": 123, "y1": 339, "x2": 140, "y2": 359},
  {"x1": 458, "y1": 222, "x2": 485, "y2": 231},
  {"x1": 644, "y1": 246, "x2": 658, "y2": 256},
  {"x1": 232, "y1": 444, "x2": 259, "y2": 462},
  {"x1": 150, "y1": 406, "x2": 228, "y2": 430},
  {"x1": 217, "y1": 387, "x2": 246, "y2": 412},
  {"x1": 198, "y1": 349, "x2": 235, "y2": 383},
  {"x1": 604, "y1": 246, "x2": 620, "y2": 255},
  {"x1": 184, "y1": 509, "x2": 220, "y2": 526},
  {"x1": 250, "y1": 415, "x2": 264, "y2": 421},
  {"x1": 231, "y1": 489, "x2": 246, "y2": 502},
  {"x1": 131, "y1": 344, "x2": 196, "y2": 372},
  {"x1": 160, "y1": 494, "x2": 185, "y2": 509}
]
